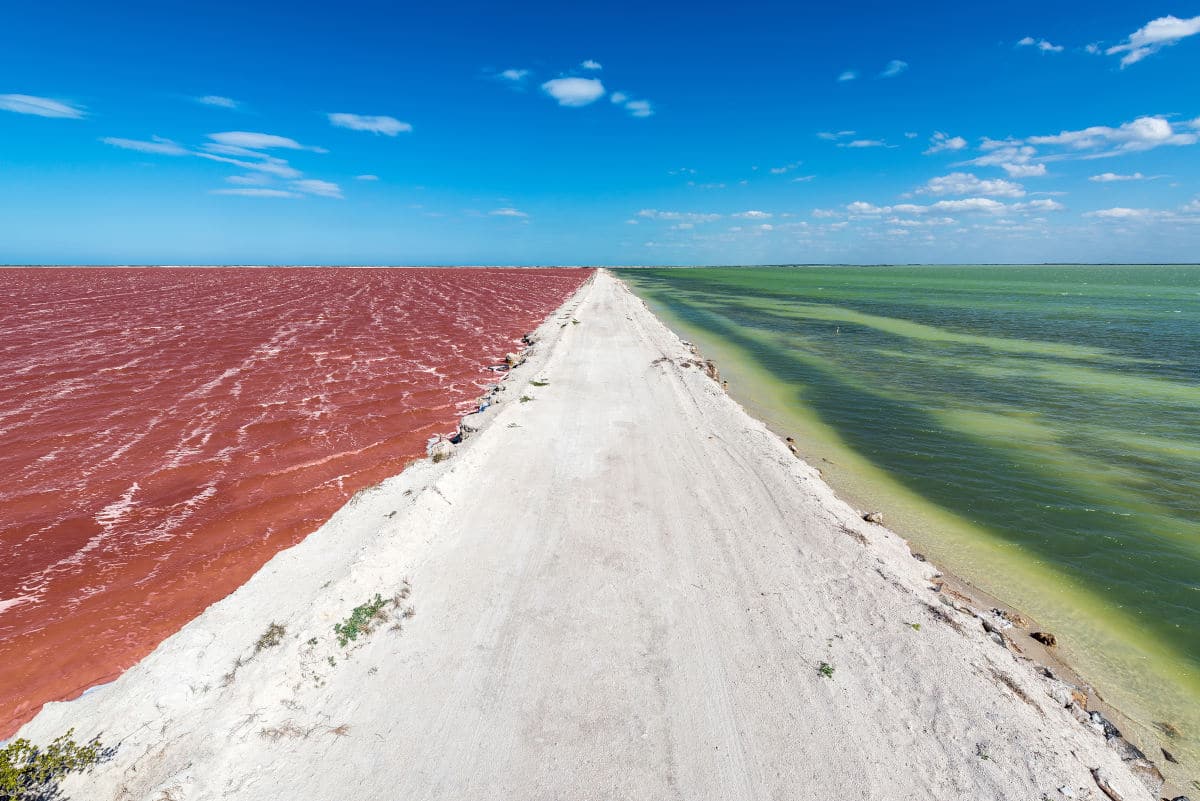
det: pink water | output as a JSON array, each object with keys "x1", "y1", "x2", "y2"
[{"x1": 0, "y1": 267, "x2": 590, "y2": 737}]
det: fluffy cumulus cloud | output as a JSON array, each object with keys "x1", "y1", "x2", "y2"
[
  {"x1": 623, "y1": 99, "x2": 654, "y2": 118},
  {"x1": 733, "y1": 210, "x2": 772, "y2": 219},
  {"x1": 1107, "y1": 15, "x2": 1200, "y2": 67},
  {"x1": 541, "y1": 77, "x2": 606, "y2": 107},
  {"x1": 924, "y1": 132, "x2": 967, "y2": 154},
  {"x1": 917, "y1": 172, "x2": 1025, "y2": 198},
  {"x1": 880, "y1": 60, "x2": 908, "y2": 78},
  {"x1": 580, "y1": 59, "x2": 602, "y2": 70},
  {"x1": 1027, "y1": 116, "x2": 1197, "y2": 155},
  {"x1": 102, "y1": 136, "x2": 189, "y2": 156},
  {"x1": 0, "y1": 93, "x2": 85, "y2": 118},
  {"x1": 197, "y1": 95, "x2": 238, "y2": 108},
  {"x1": 1018, "y1": 36, "x2": 1064, "y2": 52},
  {"x1": 835, "y1": 196, "x2": 1062, "y2": 218},
  {"x1": 328, "y1": 113, "x2": 412, "y2": 135}
]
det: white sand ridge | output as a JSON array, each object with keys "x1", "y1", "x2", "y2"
[{"x1": 19, "y1": 270, "x2": 1158, "y2": 800}]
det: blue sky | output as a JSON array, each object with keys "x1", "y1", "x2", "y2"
[{"x1": 2, "y1": 0, "x2": 1198, "y2": 265}]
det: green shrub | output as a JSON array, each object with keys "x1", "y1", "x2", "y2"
[
  {"x1": 334, "y1": 594, "x2": 389, "y2": 646},
  {"x1": 0, "y1": 729, "x2": 103, "y2": 799}
]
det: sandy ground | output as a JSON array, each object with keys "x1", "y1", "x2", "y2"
[{"x1": 18, "y1": 270, "x2": 1159, "y2": 800}]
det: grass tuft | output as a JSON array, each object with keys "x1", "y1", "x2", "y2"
[
  {"x1": 0, "y1": 729, "x2": 104, "y2": 799},
  {"x1": 817, "y1": 661, "x2": 835, "y2": 679},
  {"x1": 255, "y1": 622, "x2": 286, "y2": 653}
]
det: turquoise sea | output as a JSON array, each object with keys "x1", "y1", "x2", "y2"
[{"x1": 618, "y1": 265, "x2": 1200, "y2": 780}]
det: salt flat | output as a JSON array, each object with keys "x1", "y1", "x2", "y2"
[{"x1": 20, "y1": 270, "x2": 1154, "y2": 800}]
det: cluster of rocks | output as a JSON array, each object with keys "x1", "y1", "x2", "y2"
[{"x1": 423, "y1": 334, "x2": 537, "y2": 463}]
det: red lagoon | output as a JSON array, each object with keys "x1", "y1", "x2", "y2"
[{"x1": 0, "y1": 267, "x2": 590, "y2": 737}]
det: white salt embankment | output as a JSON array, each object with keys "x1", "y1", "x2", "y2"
[{"x1": 19, "y1": 269, "x2": 1163, "y2": 800}]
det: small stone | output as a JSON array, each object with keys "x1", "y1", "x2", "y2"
[
  {"x1": 1090, "y1": 767, "x2": 1124, "y2": 801},
  {"x1": 1031, "y1": 631, "x2": 1057, "y2": 647},
  {"x1": 1067, "y1": 701, "x2": 1090, "y2": 723},
  {"x1": 987, "y1": 631, "x2": 1006, "y2": 648},
  {"x1": 862, "y1": 511, "x2": 884, "y2": 524},
  {"x1": 1047, "y1": 684, "x2": 1072, "y2": 708},
  {"x1": 1070, "y1": 688, "x2": 1088, "y2": 707},
  {"x1": 1056, "y1": 786, "x2": 1075, "y2": 799},
  {"x1": 912, "y1": 552, "x2": 927, "y2": 562},
  {"x1": 1169, "y1": 796, "x2": 1192, "y2": 801},
  {"x1": 1161, "y1": 746, "x2": 1178, "y2": 763}
]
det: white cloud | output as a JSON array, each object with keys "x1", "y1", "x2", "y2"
[
  {"x1": 0, "y1": 93, "x2": 85, "y2": 118},
  {"x1": 610, "y1": 91, "x2": 628, "y2": 104},
  {"x1": 638, "y1": 209, "x2": 721, "y2": 223},
  {"x1": 1084, "y1": 207, "x2": 1153, "y2": 219},
  {"x1": 841, "y1": 139, "x2": 887, "y2": 148},
  {"x1": 356, "y1": 174, "x2": 380, "y2": 181},
  {"x1": 208, "y1": 131, "x2": 324, "y2": 151},
  {"x1": 817, "y1": 130, "x2": 856, "y2": 140},
  {"x1": 792, "y1": 175, "x2": 816, "y2": 182},
  {"x1": 734, "y1": 210, "x2": 772, "y2": 219},
  {"x1": 226, "y1": 174, "x2": 270, "y2": 186},
  {"x1": 758, "y1": 223, "x2": 774, "y2": 231},
  {"x1": 581, "y1": 59, "x2": 602, "y2": 70},
  {"x1": 1090, "y1": 172, "x2": 1145, "y2": 182},
  {"x1": 328, "y1": 113, "x2": 412, "y2": 136},
  {"x1": 490, "y1": 207, "x2": 528, "y2": 217},
  {"x1": 197, "y1": 152, "x2": 302, "y2": 179},
  {"x1": 198, "y1": 95, "x2": 238, "y2": 108},
  {"x1": 924, "y1": 132, "x2": 967, "y2": 154},
  {"x1": 624, "y1": 99, "x2": 654, "y2": 118},
  {"x1": 1001, "y1": 163, "x2": 1047, "y2": 177},
  {"x1": 1106, "y1": 15, "x2": 1200, "y2": 67},
  {"x1": 290, "y1": 179, "x2": 342, "y2": 198},
  {"x1": 841, "y1": 196, "x2": 1062, "y2": 217},
  {"x1": 1018, "y1": 37, "x2": 1064, "y2": 52},
  {"x1": 880, "y1": 59, "x2": 908, "y2": 78},
  {"x1": 541, "y1": 77, "x2": 605, "y2": 107},
  {"x1": 837, "y1": 70, "x2": 857, "y2": 82},
  {"x1": 212, "y1": 188, "x2": 300, "y2": 198},
  {"x1": 917, "y1": 172, "x2": 1025, "y2": 198},
  {"x1": 769, "y1": 161, "x2": 802, "y2": 174},
  {"x1": 499, "y1": 68, "x2": 530, "y2": 82},
  {"x1": 102, "y1": 136, "x2": 189, "y2": 156},
  {"x1": 1027, "y1": 115, "x2": 1197, "y2": 154},
  {"x1": 1085, "y1": 43, "x2": 1103, "y2": 54}
]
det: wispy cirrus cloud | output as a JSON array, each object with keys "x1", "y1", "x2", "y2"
[
  {"x1": 542, "y1": 77, "x2": 606, "y2": 107},
  {"x1": 1090, "y1": 172, "x2": 1146, "y2": 182},
  {"x1": 924, "y1": 132, "x2": 967, "y2": 154},
  {"x1": 490, "y1": 207, "x2": 528, "y2": 217},
  {"x1": 1106, "y1": 15, "x2": 1200, "y2": 67},
  {"x1": 197, "y1": 95, "x2": 238, "y2": 108},
  {"x1": 837, "y1": 70, "x2": 858, "y2": 82},
  {"x1": 290, "y1": 179, "x2": 343, "y2": 198},
  {"x1": 102, "y1": 136, "x2": 189, "y2": 156},
  {"x1": 208, "y1": 131, "x2": 327, "y2": 152},
  {"x1": 879, "y1": 59, "x2": 908, "y2": 78},
  {"x1": 211, "y1": 188, "x2": 301, "y2": 198},
  {"x1": 638, "y1": 209, "x2": 721, "y2": 223},
  {"x1": 328, "y1": 113, "x2": 412, "y2": 135},
  {"x1": 841, "y1": 139, "x2": 888, "y2": 148},
  {"x1": 817, "y1": 130, "x2": 856, "y2": 141},
  {"x1": 0, "y1": 93, "x2": 85, "y2": 118},
  {"x1": 356, "y1": 174, "x2": 380, "y2": 181}
]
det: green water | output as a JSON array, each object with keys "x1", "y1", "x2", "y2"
[{"x1": 618, "y1": 265, "x2": 1200, "y2": 778}]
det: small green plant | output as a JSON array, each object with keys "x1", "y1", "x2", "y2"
[
  {"x1": 327, "y1": 656, "x2": 337, "y2": 667},
  {"x1": 975, "y1": 743, "x2": 990, "y2": 761},
  {"x1": 0, "y1": 729, "x2": 103, "y2": 799},
  {"x1": 431, "y1": 450, "x2": 449, "y2": 464},
  {"x1": 519, "y1": 395, "x2": 533, "y2": 403},
  {"x1": 307, "y1": 637, "x2": 318, "y2": 646},
  {"x1": 255, "y1": 622, "x2": 286, "y2": 653},
  {"x1": 817, "y1": 661, "x2": 835, "y2": 679},
  {"x1": 571, "y1": 319, "x2": 580, "y2": 325},
  {"x1": 530, "y1": 380, "x2": 550, "y2": 387},
  {"x1": 908, "y1": 622, "x2": 921, "y2": 631},
  {"x1": 334, "y1": 594, "x2": 389, "y2": 646}
]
